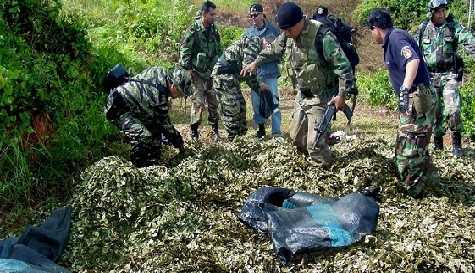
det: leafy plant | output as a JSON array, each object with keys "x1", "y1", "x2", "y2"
[{"x1": 358, "y1": 69, "x2": 396, "y2": 109}]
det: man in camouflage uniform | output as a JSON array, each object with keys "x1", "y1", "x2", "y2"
[
  {"x1": 242, "y1": 2, "x2": 354, "y2": 167},
  {"x1": 415, "y1": 0, "x2": 475, "y2": 157},
  {"x1": 104, "y1": 67, "x2": 192, "y2": 168},
  {"x1": 180, "y1": 1, "x2": 222, "y2": 142},
  {"x1": 367, "y1": 8, "x2": 438, "y2": 198},
  {"x1": 212, "y1": 36, "x2": 269, "y2": 141}
]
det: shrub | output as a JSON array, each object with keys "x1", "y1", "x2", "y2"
[{"x1": 358, "y1": 69, "x2": 396, "y2": 109}]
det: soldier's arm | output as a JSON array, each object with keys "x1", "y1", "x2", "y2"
[
  {"x1": 179, "y1": 27, "x2": 195, "y2": 70},
  {"x1": 158, "y1": 110, "x2": 184, "y2": 149},
  {"x1": 454, "y1": 21, "x2": 475, "y2": 58},
  {"x1": 322, "y1": 31, "x2": 354, "y2": 98},
  {"x1": 212, "y1": 27, "x2": 223, "y2": 66},
  {"x1": 255, "y1": 32, "x2": 287, "y2": 65}
]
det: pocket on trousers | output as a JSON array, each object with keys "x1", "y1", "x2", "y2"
[{"x1": 413, "y1": 88, "x2": 432, "y2": 114}]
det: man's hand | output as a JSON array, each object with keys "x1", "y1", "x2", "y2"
[
  {"x1": 187, "y1": 69, "x2": 194, "y2": 77},
  {"x1": 240, "y1": 61, "x2": 258, "y2": 77},
  {"x1": 259, "y1": 83, "x2": 270, "y2": 92},
  {"x1": 328, "y1": 95, "x2": 345, "y2": 111}
]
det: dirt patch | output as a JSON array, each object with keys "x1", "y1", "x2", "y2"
[{"x1": 216, "y1": 0, "x2": 384, "y2": 72}]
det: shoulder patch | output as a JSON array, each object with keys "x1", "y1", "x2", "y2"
[{"x1": 401, "y1": 46, "x2": 412, "y2": 59}]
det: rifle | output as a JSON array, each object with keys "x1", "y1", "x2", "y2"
[{"x1": 312, "y1": 104, "x2": 353, "y2": 150}]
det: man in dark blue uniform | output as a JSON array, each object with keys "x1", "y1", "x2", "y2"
[{"x1": 366, "y1": 8, "x2": 439, "y2": 198}]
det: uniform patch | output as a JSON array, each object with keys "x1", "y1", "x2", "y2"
[{"x1": 401, "y1": 46, "x2": 412, "y2": 59}]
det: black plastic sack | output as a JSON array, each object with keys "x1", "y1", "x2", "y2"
[
  {"x1": 258, "y1": 90, "x2": 277, "y2": 119},
  {"x1": 238, "y1": 187, "x2": 379, "y2": 264}
]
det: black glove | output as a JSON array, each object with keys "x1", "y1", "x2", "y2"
[{"x1": 399, "y1": 85, "x2": 410, "y2": 113}]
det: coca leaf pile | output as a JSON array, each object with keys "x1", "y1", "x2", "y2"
[{"x1": 63, "y1": 135, "x2": 475, "y2": 272}]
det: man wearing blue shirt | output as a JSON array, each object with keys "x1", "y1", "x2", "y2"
[
  {"x1": 243, "y1": 3, "x2": 282, "y2": 137},
  {"x1": 366, "y1": 8, "x2": 439, "y2": 198}
]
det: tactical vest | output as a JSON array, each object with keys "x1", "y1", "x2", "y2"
[
  {"x1": 191, "y1": 20, "x2": 221, "y2": 77},
  {"x1": 418, "y1": 15, "x2": 461, "y2": 70},
  {"x1": 290, "y1": 21, "x2": 335, "y2": 96}
]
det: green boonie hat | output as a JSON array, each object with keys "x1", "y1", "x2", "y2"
[{"x1": 169, "y1": 68, "x2": 192, "y2": 97}]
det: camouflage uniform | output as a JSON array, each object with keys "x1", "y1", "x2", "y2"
[
  {"x1": 395, "y1": 85, "x2": 438, "y2": 196},
  {"x1": 212, "y1": 36, "x2": 263, "y2": 140},
  {"x1": 255, "y1": 18, "x2": 354, "y2": 166},
  {"x1": 415, "y1": 14, "x2": 475, "y2": 149},
  {"x1": 180, "y1": 18, "x2": 222, "y2": 130},
  {"x1": 104, "y1": 67, "x2": 184, "y2": 167}
]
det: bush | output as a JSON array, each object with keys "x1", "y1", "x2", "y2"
[{"x1": 358, "y1": 69, "x2": 396, "y2": 110}]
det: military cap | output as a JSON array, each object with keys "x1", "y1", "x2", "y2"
[
  {"x1": 276, "y1": 2, "x2": 303, "y2": 29},
  {"x1": 169, "y1": 68, "x2": 192, "y2": 97}
]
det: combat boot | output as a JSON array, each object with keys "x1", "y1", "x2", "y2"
[
  {"x1": 434, "y1": 136, "x2": 444, "y2": 151},
  {"x1": 211, "y1": 124, "x2": 220, "y2": 142},
  {"x1": 256, "y1": 124, "x2": 266, "y2": 138},
  {"x1": 190, "y1": 123, "x2": 199, "y2": 142},
  {"x1": 452, "y1": 131, "x2": 463, "y2": 158}
]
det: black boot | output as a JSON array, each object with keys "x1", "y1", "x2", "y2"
[
  {"x1": 190, "y1": 123, "x2": 199, "y2": 141},
  {"x1": 434, "y1": 136, "x2": 444, "y2": 151},
  {"x1": 211, "y1": 124, "x2": 220, "y2": 142},
  {"x1": 452, "y1": 131, "x2": 463, "y2": 158},
  {"x1": 256, "y1": 124, "x2": 266, "y2": 138}
]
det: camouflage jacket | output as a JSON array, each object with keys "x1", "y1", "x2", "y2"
[
  {"x1": 415, "y1": 15, "x2": 475, "y2": 70},
  {"x1": 212, "y1": 36, "x2": 263, "y2": 90},
  {"x1": 114, "y1": 66, "x2": 183, "y2": 148},
  {"x1": 179, "y1": 19, "x2": 222, "y2": 80},
  {"x1": 255, "y1": 18, "x2": 354, "y2": 97}
]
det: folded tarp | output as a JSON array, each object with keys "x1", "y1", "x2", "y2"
[{"x1": 238, "y1": 187, "x2": 379, "y2": 264}]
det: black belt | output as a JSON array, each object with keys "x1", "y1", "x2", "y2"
[{"x1": 428, "y1": 67, "x2": 453, "y2": 73}]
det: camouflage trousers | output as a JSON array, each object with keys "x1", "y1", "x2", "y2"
[
  {"x1": 105, "y1": 90, "x2": 162, "y2": 167},
  {"x1": 213, "y1": 75, "x2": 247, "y2": 139},
  {"x1": 289, "y1": 92, "x2": 332, "y2": 166},
  {"x1": 190, "y1": 74, "x2": 219, "y2": 126},
  {"x1": 430, "y1": 71, "x2": 463, "y2": 137},
  {"x1": 395, "y1": 85, "x2": 438, "y2": 197}
]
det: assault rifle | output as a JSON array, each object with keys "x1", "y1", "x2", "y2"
[{"x1": 312, "y1": 104, "x2": 353, "y2": 150}]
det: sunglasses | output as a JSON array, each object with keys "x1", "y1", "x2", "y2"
[{"x1": 249, "y1": 13, "x2": 261, "y2": 18}]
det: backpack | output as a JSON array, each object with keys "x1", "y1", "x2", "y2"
[
  {"x1": 313, "y1": 16, "x2": 360, "y2": 69},
  {"x1": 103, "y1": 64, "x2": 170, "y2": 97}
]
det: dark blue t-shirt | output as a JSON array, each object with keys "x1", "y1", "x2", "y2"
[{"x1": 383, "y1": 28, "x2": 430, "y2": 96}]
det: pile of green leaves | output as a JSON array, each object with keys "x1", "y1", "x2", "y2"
[{"x1": 62, "y1": 132, "x2": 475, "y2": 272}]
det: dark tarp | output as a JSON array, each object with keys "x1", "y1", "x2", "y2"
[
  {"x1": 238, "y1": 187, "x2": 379, "y2": 264},
  {"x1": 0, "y1": 206, "x2": 72, "y2": 273}
]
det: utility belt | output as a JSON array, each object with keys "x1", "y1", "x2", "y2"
[
  {"x1": 428, "y1": 67, "x2": 453, "y2": 73},
  {"x1": 408, "y1": 84, "x2": 433, "y2": 97}
]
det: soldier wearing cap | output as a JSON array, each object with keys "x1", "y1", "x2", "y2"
[
  {"x1": 104, "y1": 66, "x2": 192, "y2": 167},
  {"x1": 415, "y1": 0, "x2": 475, "y2": 157},
  {"x1": 241, "y1": 2, "x2": 354, "y2": 167},
  {"x1": 180, "y1": 1, "x2": 222, "y2": 142},
  {"x1": 243, "y1": 3, "x2": 282, "y2": 138},
  {"x1": 367, "y1": 8, "x2": 438, "y2": 198}
]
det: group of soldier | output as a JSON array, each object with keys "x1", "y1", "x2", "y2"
[{"x1": 105, "y1": 0, "x2": 475, "y2": 199}]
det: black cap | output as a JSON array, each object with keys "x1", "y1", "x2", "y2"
[
  {"x1": 249, "y1": 3, "x2": 263, "y2": 13},
  {"x1": 277, "y1": 2, "x2": 303, "y2": 29}
]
